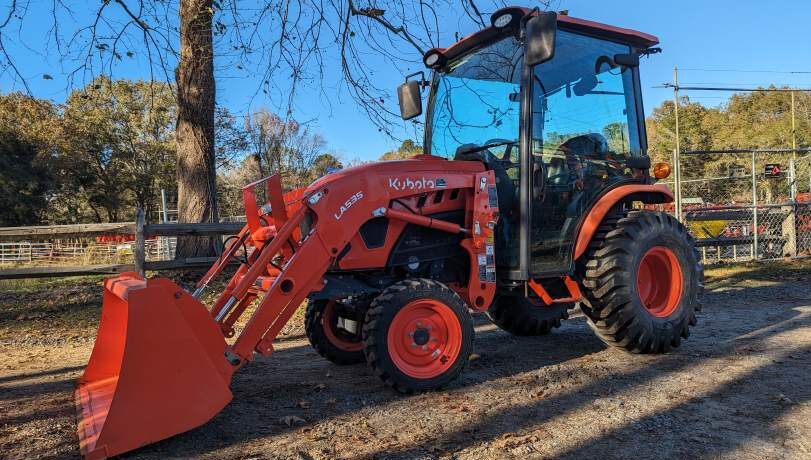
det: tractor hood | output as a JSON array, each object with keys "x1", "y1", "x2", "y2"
[{"x1": 303, "y1": 154, "x2": 484, "y2": 198}]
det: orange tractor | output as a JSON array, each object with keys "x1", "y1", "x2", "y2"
[{"x1": 76, "y1": 7, "x2": 701, "y2": 458}]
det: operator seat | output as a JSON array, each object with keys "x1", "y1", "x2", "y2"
[
  {"x1": 556, "y1": 133, "x2": 609, "y2": 217},
  {"x1": 558, "y1": 133, "x2": 609, "y2": 169},
  {"x1": 454, "y1": 144, "x2": 516, "y2": 213}
]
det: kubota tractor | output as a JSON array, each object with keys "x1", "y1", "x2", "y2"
[{"x1": 75, "y1": 8, "x2": 702, "y2": 459}]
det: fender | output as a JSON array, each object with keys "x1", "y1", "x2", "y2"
[{"x1": 573, "y1": 184, "x2": 674, "y2": 260}]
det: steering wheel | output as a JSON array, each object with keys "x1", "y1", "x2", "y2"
[
  {"x1": 483, "y1": 138, "x2": 517, "y2": 167},
  {"x1": 545, "y1": 171, "x2": 573, "y2": 185}
]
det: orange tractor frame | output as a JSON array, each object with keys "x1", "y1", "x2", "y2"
[{"x1": 76, "y1": 8, "x2": 702, "y2": 459}]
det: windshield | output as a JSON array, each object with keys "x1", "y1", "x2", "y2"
[{"x1": 426, "y1": 36, "x2": 523, "y2": 159}]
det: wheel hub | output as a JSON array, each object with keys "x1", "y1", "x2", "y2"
[
  {"x1": 412, "y1": 327, "x2": 430, "y2": 346},
  {"x1": 636, "y1": 246, "x2": 684, "y2": 318},
  {"x1": 387, "y1": 299, "x2": 463, "y2": 379}
]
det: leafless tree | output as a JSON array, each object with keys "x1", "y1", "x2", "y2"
[
  {"x1": 244, "y1": 108, "x2": 326, "y2": 188},
  {"x1": 0, "y1": 0, "x2": 556, "y2": 255}
]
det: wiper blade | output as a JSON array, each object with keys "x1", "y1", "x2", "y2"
[{"x1": 458, "y1": 139, "x2": 518, "y2": 155}]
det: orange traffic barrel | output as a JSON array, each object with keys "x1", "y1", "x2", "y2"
[{"x1": 76, "y1": 273, "x2": 234, "y2": 459}]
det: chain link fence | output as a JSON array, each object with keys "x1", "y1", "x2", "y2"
[{"x1": 666, "y1": 148, "x2": 811, "y2": 265}]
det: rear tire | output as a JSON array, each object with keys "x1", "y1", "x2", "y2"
[
  {"x1": 305, "y1": 299, "x2": 365, "y2": 365},
  {"x1": 580, "y1": 210, "x2": 702, "y2": 353},
  {"x1": 363, "y1": 279, "x2": 474, "y2": 393},
  {"x1": 487, "y1": 294, "x2": 570, "y2": 336}
]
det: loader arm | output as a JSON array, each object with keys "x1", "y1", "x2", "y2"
[
  {"x1": 218, "y1": 168, "x2": 500, "y2": 363},
  {"x1": 76, "y1": 167, "x2": 500, "y2": 459}
]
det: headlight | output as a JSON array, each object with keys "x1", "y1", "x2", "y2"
[
  {"x1": 423, "y1": 51, "x2": 445, "y2": 69},
  {"x1": 493, "y1": 13, "x2": 514, "y2": 28}
]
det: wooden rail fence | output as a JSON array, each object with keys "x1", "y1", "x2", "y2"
[{"x1": 0, "y1": 209, "x2": 244, "y2": 279}]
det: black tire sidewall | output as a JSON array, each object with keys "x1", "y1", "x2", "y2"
[
  {"x1": 363, "y1": 280, "x2": 474, "y2": 392},
  {"x1": 305, "y1": 299, "x2": 365, "y2": 365},
  {"x1": 626, "y1": 223, "x2": 699, "y2": 331},
  {"x1": 487, "y1": 294, "x2": 570, "y2": 336},
  {"x1": 581, "y1": 211, "x2": 701, "y2": 353}
]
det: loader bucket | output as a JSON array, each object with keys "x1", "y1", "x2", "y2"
[{"x1": 76, "y1": 273, "x2": 234, "y2": 459}]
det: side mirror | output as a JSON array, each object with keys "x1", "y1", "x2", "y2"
[
  {"x1": 524, "y1": 11, "x2": 557, "y2": 66},
  {"x1": 613, "y1": 53, "x2": 640, "y2": 67},
  {"x1": 397, "y1": 80, "x2": 422, "y2": 120}
]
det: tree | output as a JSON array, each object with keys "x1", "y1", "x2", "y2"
[
  {"x1": 0, "y1": 129, "x2": 52, "y2": 226},
  {"x1": 306, "y1": 153, "x2": 344, "y2": 183},
  {"x1": 243, "y1": 109, "x2": 327, "y2": 188},
  {"x1": 217, "y1": 156, "x2": 261, "y2": 219},
  {"x1": 380, "y1": 139, "x2": 422, "y2": 160},
  {"x1": 0, "y1": 93, "x2": 66, "y2": 223},
  {"x1": 646, "y1": 90, "x2": 811, "y2": 203},
  {"x1": 0, "y1": 1, "x2": 557, "y2": 237},
  {"x1": 59, "y1": 77, "x2": 177, "y2": 222},
  {"x1": 174, "y1": 0, "x2": 220, "y2": 257}
]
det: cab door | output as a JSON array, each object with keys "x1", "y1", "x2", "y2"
[{"x1": 526, "y1": 30, "x2": 645, "y2": 275}]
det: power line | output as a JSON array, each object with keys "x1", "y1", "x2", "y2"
[
  {"x1": 657, "y1": 83, "x2": 811, "y2": 92},
  {"x1": 680, "y1": 81, "x2": 811, "y2": 87},
  {"x1": 678, "y1": 67, "x2": 811, "y2": 74}
]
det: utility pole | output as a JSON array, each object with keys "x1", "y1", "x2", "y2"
[
  {"x1": 790, "y1": 91, "x2": 797, "y2": 200},
  {"x1": 673, "y1": 66, "x2": 683, "y2": 221}
]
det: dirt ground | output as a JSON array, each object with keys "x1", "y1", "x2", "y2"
[{"x1": 1, "y1": 261, "x2": 810, "y2": 460}]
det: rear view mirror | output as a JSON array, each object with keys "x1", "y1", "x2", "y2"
[
  {"x1": 397, "y1": 80, "x2": 422, "y2": 120},
  {"x1": 524, "y1": 11, "x2": 557, "y2": 66}
]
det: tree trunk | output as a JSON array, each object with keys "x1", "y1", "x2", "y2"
[{"x1": 174, "y1": 0, "x2": 219, "y2": 258}]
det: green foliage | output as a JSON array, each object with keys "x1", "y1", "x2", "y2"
[
  {"x1": 379, "y1": 139, "x2": 422, "y2": 160},
  {"x1": 646, "y1": 89, "x2": 811, "y2": 202},
  {"x1": 306, "y1": 153, "x2": 343, "y2": 183},
  {"x1": 0, "y1": 129, "x2": 52, "y2": 225},
  {"x1": 0, "y1": 78, "x2": 179, "y2": 224},
  {"x1": 56, "y1": 77, "x2": 177, "y2": 222}
]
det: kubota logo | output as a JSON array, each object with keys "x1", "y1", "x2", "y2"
[
  {"x1": 334, "y1": 191, "x2": 364, "y2": 220},
  {"x1": 388, "y1": 177, "x2": 441, "y2": 191}
]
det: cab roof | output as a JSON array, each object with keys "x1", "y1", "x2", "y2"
[{"x1": 426, "y1": 7, "x2": 659, "y2": 64}]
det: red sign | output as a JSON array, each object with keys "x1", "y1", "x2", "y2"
[{"x1": 764, "y1": 164, "x2": 782, "y2": 178}]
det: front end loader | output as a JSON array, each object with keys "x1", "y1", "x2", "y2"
[{"x1": 76, "y1": 7, "x2": 702, "y2": 458}]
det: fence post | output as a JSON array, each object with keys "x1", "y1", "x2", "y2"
[
  {"x1": 160, "y1": 188, "x2": 171, "y2": 260},
  {"x1": 751, "y1": 150, "x2": 759, "y2": 261},
  {"x1": 782, "y1": 203, "x2": 797, "y2": 258},
  {"x1": 135, "y1": 208, "x2": 145, "y2": 277},
  {"x1": 791, "y1": 91, "x2": 797, "y2": 200}
]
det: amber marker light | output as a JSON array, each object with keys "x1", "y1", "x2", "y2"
[{"x1": 653, "y1": 162, "x2": 672, "y2": 180}]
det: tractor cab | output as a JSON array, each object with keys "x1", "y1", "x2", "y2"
[{"x1": 399, "y1": 7, "x2": 660, "y2": 280}]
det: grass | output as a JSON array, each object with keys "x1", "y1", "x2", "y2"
[
  {"x1": 0, "y1": 270, "x2": 308, "y2": 344},
  {"x1": 704, "y1": 258, "x2": 811, "y2": 283},
  {"x1": 1, "y1": 259, "x2": 807, "y2": 345},
  {"x1": 0, "y1": 275, "x2": 106, "y2": 343}
]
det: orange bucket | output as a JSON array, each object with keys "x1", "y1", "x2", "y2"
[{"x1": 76, "y1": 273, "x2": 234, "y2": 459}]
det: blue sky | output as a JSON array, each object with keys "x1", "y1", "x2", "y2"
[{"x1": 2, "y1": 0, "x2": 811, "y2": 162}]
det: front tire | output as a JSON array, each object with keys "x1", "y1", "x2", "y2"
[
  {"x1": 580, "y1": 210, "x2": 702, "y2": 353},
  {"x1": 363, "y1": 279, "x2": 474, "y2": 393}
]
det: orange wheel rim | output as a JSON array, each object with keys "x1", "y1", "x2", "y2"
[
  {"x1": 387, "y1": 299, "x2": 463, "y2": 379},
  {"x1": 322, "y1": 300, "x2": 363, "y2": 352},
  {"x1": 636, "y1": 246, "x2": 684, "y2": 318}
]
